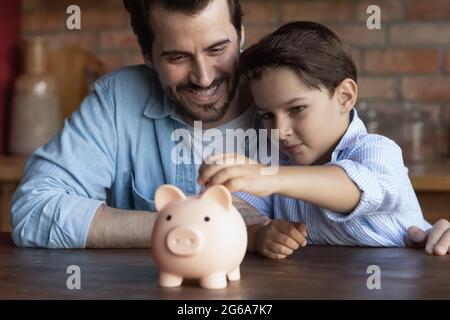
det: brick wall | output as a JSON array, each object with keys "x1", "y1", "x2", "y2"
[{"x1": 21, "y1": 0, "x2": 450, "y2": 159}]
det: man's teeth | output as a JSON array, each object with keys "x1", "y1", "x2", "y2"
[{"x1": 189, "y1": 86, "x2": 218, "y2": 96}]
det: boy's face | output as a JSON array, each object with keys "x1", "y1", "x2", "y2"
[
  {"x1": 251, "y1": 68, "x2": 350, "y2": 165},
  {"x1": 148, "y1": 0, "x2": 243, "y2": 124}
]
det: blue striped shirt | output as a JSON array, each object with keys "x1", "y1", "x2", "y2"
[{"x1": 236, "y1": 109, "x2": 430, "y2": 247}]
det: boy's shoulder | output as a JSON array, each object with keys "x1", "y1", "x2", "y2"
[{"x1": 344, "y1": 131, "x2": 403, "y2": 159}]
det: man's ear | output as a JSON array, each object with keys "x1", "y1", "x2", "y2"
[
  {"x1": 144, "y1": 54, "x2": 154, "y2": 69},
  {"x1": 239, "y1": 25, "x2": 245, "y2": 50},
  {"x1": 335, "y1": 78, "x2": 357, "y2": 114}
]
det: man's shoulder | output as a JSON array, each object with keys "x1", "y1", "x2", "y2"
[{"x1": 94, "y1": 64, "x2": 161, "y2": 99}]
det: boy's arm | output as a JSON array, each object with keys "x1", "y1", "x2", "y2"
[{"x1": 274, "y1": 165, "x2": 361, "y2": 214}]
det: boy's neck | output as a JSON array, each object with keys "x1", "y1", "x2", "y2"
[{"x1": 312, "y1": 111, "x2": 352, "y2": 166}]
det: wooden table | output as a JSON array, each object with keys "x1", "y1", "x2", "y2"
[{"x1": 1, "y1": 233, "x2": 449, "y2": 300}]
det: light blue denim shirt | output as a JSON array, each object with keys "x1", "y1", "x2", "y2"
[
  {"x1": 11, "y1": 65, "x2": 261, "y2": 248},
  {"x1": 236, "y1": 109, "x2": 431, "y2": 247}
]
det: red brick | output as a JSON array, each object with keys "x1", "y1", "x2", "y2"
[
  {"x1": 331, "y1": 25, "x2": 386, "y2": 46},
  {"x1": 128, "y1": 50, "x2": 145, "y2": 66},
  {"x1": 22, "y1": 0, "x2": 123, "y2": 11},
  {"x1": 402, "y1": 76, "x2": 450, "y2": 102},
  {"x1": 22, "y1": 11, "x2": 66, "y2": 33},
  {"x1": 281, "y1": 0, "x2": 355, "y2": 24},
  {"x1": 82, "y1": 8, "x2": 129, "y2": 30},
  {"x1": 97, "y1": 52, "x2": 125, "y2": 73},
  {"x1": 350, "y1": 49, "x2": 362, "y2": 74},
  {"x1": 244, "y1": 26, "x2": 275, "y2": 48},
  {"x1": 358, "y1": 77, "x2": 397, "y2": 99},
  {"x1": 24, "y1": 33, "x2": 96, "y2": 51},
  {"x1": 390, "y1": 23, "x2": 450, "y2": 45},
  {"x1": 241, "y1": 0, "x2": 278, "y2": 25},
  {"x1": 446, "y1": 51, "x2": 450, "y2": 72},
  {"x1": 99, "y1": 30, "x2": 141, "y2": 50},
  {"x1": 363, "y1": 49, "x2": 440, "y2": 74},
  {"x1": 406, "y1": 0, "x2": 450, "y2": 20},
  {"x1": 355, "y1": 0, "x2": 403, "y2": 21}
]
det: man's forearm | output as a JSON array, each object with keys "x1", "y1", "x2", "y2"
[{"x1": 86, "y1": 204, "x2": 157, "y2": 248}]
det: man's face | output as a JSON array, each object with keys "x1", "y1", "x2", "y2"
[
  {"x1": 149, "y1": 0, "x2": 242, "y2": 123},
  {"x1": 251, "y1": 67, "x2": 349, "y2": 166}
]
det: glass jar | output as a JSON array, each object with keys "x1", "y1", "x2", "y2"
[
  {"x1": 9, "y1": 38, "x2": 62, "y2": 155},
  {"x1": 401, "y1": 105, "x2": 437, "y2": 164}
]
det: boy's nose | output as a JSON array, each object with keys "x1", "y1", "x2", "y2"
[{"x1": 276, "y1": 120, "x2": 293, "y2": 140}]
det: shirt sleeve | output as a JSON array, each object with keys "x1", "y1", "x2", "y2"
[
  {"x1": 234, "y1": 192, "x2": 274, "y2": 218},
  {"x1": 320, "y1": 135, "x2": 405, "y2": 224},
  {"x1": 10, "y1": 80, "x2": 117, "y2": 248}
]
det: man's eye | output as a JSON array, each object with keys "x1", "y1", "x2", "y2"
[
  {"x1": 209, "y1": 47, "x2": 225, "y2": 55},
  {"x1": 290, "y1": 106, "x2": 306, "y2": 114},
  {"x1": 168, "y1": 55, "x2": 187, "y2": 63}
]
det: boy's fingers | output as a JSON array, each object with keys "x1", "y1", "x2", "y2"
[
  {"x1": 265, "y1": 240, "x2": 294, "y2": 256},
  {"x1": 433, "y1": 229, "x2": 450, "y2": 256},
  {"x1": 406, "y1": 226, "x2": 428, "y2": 248},
  {"x1": 270, "y1": 232, "x2": 299, "y2": 250},
  {"x1": 425, "y1": 219, "x2": 450, "y2": 254},
  {"x1": 198, "y1": 163, "x2": 233, "y2": 185},
  {"x1": 273, "y1": 220, "x2": 306, "y2": 245},
  {"x1": 293, "y1": 222, "x2": 308, "y2": 238},
  {"x1": 261, "y1": 248, "x2": 287, "y2": 260}
]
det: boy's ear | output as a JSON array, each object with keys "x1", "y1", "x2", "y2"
[
  {"x1": 239, "y1": 25, "x2": 245, "y2": 50},
  {"x1": 336, "y1": 78, "x2": 357, "y2": 114}
]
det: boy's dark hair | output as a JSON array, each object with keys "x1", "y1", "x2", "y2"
[
  {"x1": 123, "y1": 0, "x2": 243, "y2": 62},
  {"x1": 240, "y1": 21, "x2": 357, "y2": 97}
]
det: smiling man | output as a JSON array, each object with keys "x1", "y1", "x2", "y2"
[{"x1": 10, "y1": 0, "x2": 449, "y2": 254}]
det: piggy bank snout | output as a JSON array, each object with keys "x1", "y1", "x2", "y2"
[{"x1": 166, "y1": 226, "x2": 204, "y2": 256}]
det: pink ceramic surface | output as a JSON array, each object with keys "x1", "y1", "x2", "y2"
[{"x1": 151, "y1": 184, "x2": 247, "y2": 289}]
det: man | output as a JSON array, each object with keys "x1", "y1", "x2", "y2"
[{"x1": 10, "y1": 0, "x2": 449, "y2": 255}]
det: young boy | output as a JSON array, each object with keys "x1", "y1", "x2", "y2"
[{"x1": 197, "y1": 21, "x2": 430, "y2": 259}]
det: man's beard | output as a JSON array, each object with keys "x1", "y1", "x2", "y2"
[{"x1": 167, "y1": 70, "x2": 240, "y2": 123}]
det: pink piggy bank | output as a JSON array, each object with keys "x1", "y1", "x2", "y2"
[{"x1": 151, "y1": 184, "x2": 248, "y2": 289}]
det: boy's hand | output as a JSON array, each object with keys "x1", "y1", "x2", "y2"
[
  {"x1": 406, "y1": 219, "x2": 450, "y2": 255},
  {"x1": 255, "y1": 219, "x2": 307, "y2": 260},
  {"x1": 198, "y1": 153, "x2": 277, "y2": 197}
]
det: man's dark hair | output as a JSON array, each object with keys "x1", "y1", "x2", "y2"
[
  {"x1": 123, "y1": 0, "x2": 243, "y2": 62},
  {"x1": 240, "y1": 21, "x2": 357, "y2": 97}
]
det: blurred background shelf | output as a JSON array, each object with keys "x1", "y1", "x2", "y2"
[{"x1": 0, "y1": 156, "x2": 449, "y2": 232}]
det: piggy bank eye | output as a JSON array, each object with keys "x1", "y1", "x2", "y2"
[
  {"x1": 204, "y1": 216, "x2": 210, "y2": 222},
  {"x1": 166, "y1": 215, "x2": 172, "y2": 221}
]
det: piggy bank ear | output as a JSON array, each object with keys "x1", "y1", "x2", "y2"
[
  {"x1": 155, "y1": 184, "x2": 186, "y2": 211},
  {"x1": 200, "y1": 185, "x2": 232, "y2": 211}
]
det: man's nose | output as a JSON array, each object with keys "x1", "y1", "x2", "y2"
[{"x1": 189, "y1": 57, "x2": 214, "y2": 88}]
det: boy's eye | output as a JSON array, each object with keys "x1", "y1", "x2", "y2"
[
  {"x1": 290, "y1": 106, "x2": 306, "y2": 114},
  {"x1": 261, "y1": 112, "x2": 274, "y2": 120}
]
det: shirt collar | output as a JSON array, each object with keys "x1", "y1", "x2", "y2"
[
  {"x1": 142, "y1": 70, "x2": 185, "y2": 123},
  {"x1": 330, "y1": 108, "x2": 367, "y2": 161}
]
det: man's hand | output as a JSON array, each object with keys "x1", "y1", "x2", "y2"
[
  {"x1": 406, "y1": 219, "x2": 450, "y2": 255},
  {"x1": 254, "y1": 219, "x2": 307, "y2": 260},
  {"x1": 198, "y1": 153, "x2": 277, "y2": 197}
]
